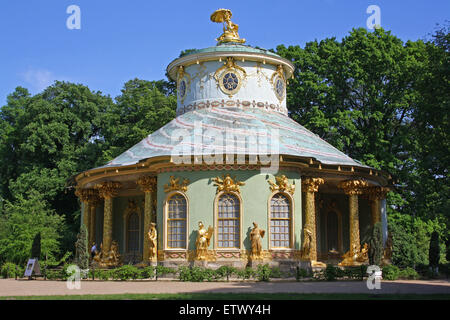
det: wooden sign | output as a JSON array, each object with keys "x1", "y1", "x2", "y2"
[{"x1": 24, "y1": 259, "x2": 41, "y2": 278}]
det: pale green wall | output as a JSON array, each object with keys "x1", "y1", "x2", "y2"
[{"x1": 156, "y1": 170, "x2": 302, "y2": 252}]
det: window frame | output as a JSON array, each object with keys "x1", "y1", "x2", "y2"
[
  {"x1": 164, "y1": 191, "x2": 189, "y2": 251},
  {"x1": 214, "y1": 191, "x2": 243, "y2": 251},
  {"x1": 268, "y1": 192, "x2": 294, "y2": 250}
]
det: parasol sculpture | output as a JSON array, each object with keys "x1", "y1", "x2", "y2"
[{"x1": 210, "y1": 9, "x2": 246, "y2": 44}]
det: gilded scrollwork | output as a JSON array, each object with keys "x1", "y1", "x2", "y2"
[
  {"x1": 267, "y1": 175, "x2": 295, "y2": 195},
  {"x1": 164, "y1": 176, "x2": 189, "y2": 193},
  {"x1": 212, "y1": 174, "x2": 245, "y2": 194}
]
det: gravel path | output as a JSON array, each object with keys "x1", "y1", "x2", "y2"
[{"x1": 1, "y1": 279, "x2": 449, "y2": 297}]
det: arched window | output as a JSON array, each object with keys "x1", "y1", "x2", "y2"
[
  {"x1": 167, "y1": 194, "x2": 187, "y2": 249},
  {"x1": 127, "y1": 212, "x2": 140, "y2": 253},
  {"x1": 270, "y1": 193, "x2": 291, "y2": 248},
  {"x1": 217, "y1": 193, "x2": 240, "y2": 248}
]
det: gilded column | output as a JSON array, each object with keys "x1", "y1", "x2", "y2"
[
  {"x1": 301, "y1": 178, "x2": 324, "y2": 264},
  {"x1": 137, "y1": 176, "x2": 157, "y2": 263},
  {"x1": 88, "y1": 193, "x2": 100, "y2": 247},
  {"x1": 95, "y1": 181, "x2": 121, "y2": 255},
  {"x1": 75, "y1": 188, "x2": 96, "y2": 230},
  {"x1": 363, "y1": 186, "x2": 390, "y2": 226},
  {"x1": 338, "y1": 179, "x2": 368, "y2": 255}
]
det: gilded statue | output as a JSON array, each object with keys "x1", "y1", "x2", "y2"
[
  {"x1": 301, "y1": 228, "x2": 312, "y2": 260},
  {"x1": 210, "y1": 9, "x2": 245, "y2": 44},
  {"x1": 147, "y1": 222, "x2": 157, "y2": 262},
  {"x1": 92, "y1": 241, "x2": 121, "y2": 267},
  {"x1": 268, "y1": 175, "x2": 295, "y2": 195},
  {"x1": 195, "y1": 221, "x2": 214, "y2": 260},
  {"x1": 250, "y1": 222, "x2": 265, "y2": 260},
  {"x1": 213, "y1": 174, "x2": 245, "y2": 194},
  {"x1": 339, "y1": 243, "x2": 369, "y2": 266}
]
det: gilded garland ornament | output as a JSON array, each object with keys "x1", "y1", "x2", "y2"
[
  {"x1": 267, "y1": 175, "x2": 295, "y2": 195},
  {"x1": 214, "y1": 57, "x2": 246, "y2": 97},
  {"x1": 212, "y1": 174, "x2": 245, "y2": 194},
  {"x1": 164, "y1": 176, "x2": 189, "y2": 193}
]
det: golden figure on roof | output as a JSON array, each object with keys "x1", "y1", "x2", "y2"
[{"x1": 211, "y1": 9, "x2": 246, "y2": 44}]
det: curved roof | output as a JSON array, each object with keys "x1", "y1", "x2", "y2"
[
  {"x1": 102, "y1": 107, "x2": 367, "y2": 169},
  {"x1": 184, "y1": 43, "x2": 281, "y2": 58}
]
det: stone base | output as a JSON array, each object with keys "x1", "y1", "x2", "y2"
[
  {"x1": 193, "y1": 260, "x2": 209, "y2": 268},
  {"x1": 247, "y1": 259, "x2": 265, "y2": 268}
]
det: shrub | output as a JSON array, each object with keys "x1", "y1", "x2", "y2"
[
  {"x1": 215, "y1": 266, "x2": 236, "y2": 281},
  {"x1": 111, "y1": 265, "x2": 141, "y2": 280},
  {"x1": 46, "y1": 269, "x2": 64, "y2": 280},
  {"x1": 74, "y1": 225, "x2": 89, "y2": 271},
  {"x1": 256, "y1": 264, "x2": 271, "y2": 282},
  {"x1": 295, "y1": 267, "x2": 308, "y2": 281},
  {"x1": 178, "y1": 266, "x2": 215, "y2": 282},
  {"x1": 398, "y1": 267, "x2": 420, "y2": 280},
  {"x1": 382, "y1": 264, "x2": 400, "y2": 280},
  {"x1": 236, "y1": 267, "x2": 256, "y2": 280},
  {"x1": 155, "y1": 265, "x2": 176, "y2": 279},
  {"x1": 1, "y1": 262, "x2": 18, "y2": 278},
  {"x1": 269, "y1": 266, "x2": 283, "y2": 278},
  {"x1": 325, "y1": 264, "x2": 337, "y2": 281},
  {"x1": 141, "y1": 266, "x2": 155, "y2": 279},
  {"x1": 97, "y1": 269, "x2": 111, "y2": 281}
]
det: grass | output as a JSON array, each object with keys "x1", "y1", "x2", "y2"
[{"x1": 2, "y1": 293, "x2": 450, "y2": 300}]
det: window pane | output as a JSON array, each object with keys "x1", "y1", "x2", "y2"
[
  {"x1": 167, "y1": 194, "x2": 187, "y2": 248},
  {"x1": 270, "y1": 193, "x2": 291, "y2": 248},
  {"x1": 218, "y1": 194, "x2": 240, "y2": 248}
]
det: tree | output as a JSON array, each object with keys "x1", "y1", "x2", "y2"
[
  {"x1": 31, "y1": 232, "x2": 41, "y2": 260},
  {"x1": 74, "y1": 224, "x2": 89, "y2": 270},
  {"x1": 0, "y1": 192, "x2": 66, "y2": 265},
  {"x1": 99, "y1": 79, "x2": 176, "y2": 164},
  {"x1": 368, "y1": 223, "x2": 383, "y2": 266},
  {"x1": 429, "y1": 231, "x2": 440, "y2": 272}
]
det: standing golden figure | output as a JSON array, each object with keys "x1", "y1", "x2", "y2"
[
  {"x1": 195, "y1": 221, "x2": 214, "y2": 260},
  {"x1": 250, "y1": 222, "x2": 265, "y2": 260},
  {"x1": 147, "y1": 222, "x2": 157, "y2": 262}
]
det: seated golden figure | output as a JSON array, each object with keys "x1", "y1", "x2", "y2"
[{"x1": 210, "y1": 9, "x2": 246, "y2": 44}]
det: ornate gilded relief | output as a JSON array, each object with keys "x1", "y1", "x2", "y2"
[
  {"x1": 177, "y1": 66, "x2": 191, "y2": 104},
  {"x1": 267, "y1": 175, "x2": 295, "y2": 195},
  {"x1": 212, "y1": 174, "x2": 245, "y2": 193},
  {"x1": 270, "y1": 65, "x2": 286, "y2": 102},
  {"x1": 214, "y1": 57, "x2": 247, "y2": 97},
  {"x1": 164, "y1": 176, "x2": 189, "y2": 193}
]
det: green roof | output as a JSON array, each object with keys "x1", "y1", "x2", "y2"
[{"x1": 182, "y1": 43, "x2": 280, "y2": 58}]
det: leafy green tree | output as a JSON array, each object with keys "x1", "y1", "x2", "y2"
[
  {"x1": 74, "y1": 224, "x2": 89, "y2": 270},
  {"x1": 368, "y1": 223, "x2": 383, "y2": 266},
  {"x1": 0, "y1": 192, "x2": 66, "y2": 265},
  {"x1": 99, "y1": 79, "x2": 176, "y2": 163},
  {"x1": 31, "y1": 232, "x2": 41, "y2": 260},
  {"x1": 429, "y1": 231, "x2": 440, "y2": 270}
]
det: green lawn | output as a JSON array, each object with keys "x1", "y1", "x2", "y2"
[{"x1": 2, "y1": 293, "x2": 450, "y2": 300}]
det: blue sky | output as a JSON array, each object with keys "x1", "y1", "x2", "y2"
[{"x1": 0, "y1": 0, "x2": 448, "y2": 106}]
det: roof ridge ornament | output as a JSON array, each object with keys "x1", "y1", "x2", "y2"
[{"x1": 210, "y1": 9, "x2": 246, "y2": 44}]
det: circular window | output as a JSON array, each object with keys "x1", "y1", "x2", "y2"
[
  {"x1": 274, "y1": 76, "x2": 285, "y2": 101},
  {"x1": 222, "y1": 72, "x2": 239, "y2": 91},
  {"x1": 179, "y1": 79, "x2": 186, "y2": 98}
]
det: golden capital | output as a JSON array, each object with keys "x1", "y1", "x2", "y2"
[
  {"x1": 363, "y1": 186, "x2": 390, "y2": 200},
  {"x1": 301, "y1": 178, "x2": 324, "y2": 193},
  {"x1": 137, "y1": 176, "x2": 157, "y2": 193},
  {"x1": 95, "y1": 181, "x2": 122, "y2": 199},
  {"x1": 75, "y1": 188, "x2": 99, "y2": 203},
  {"x1": 338, "y1": 179, "x2": 369, "y2": 195}
]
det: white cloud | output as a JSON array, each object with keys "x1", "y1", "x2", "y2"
[{"x1": 20, "y1": 68, "x2": 72, "y2": 93}]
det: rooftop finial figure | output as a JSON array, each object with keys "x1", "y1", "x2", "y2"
[{"x1": 210, "y1": 9, "x2": 245, "y2": 44}]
